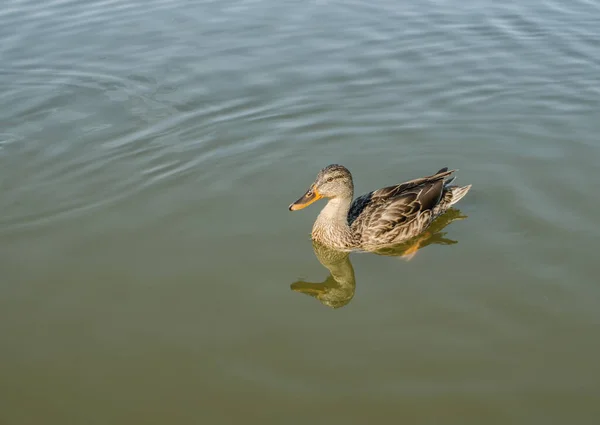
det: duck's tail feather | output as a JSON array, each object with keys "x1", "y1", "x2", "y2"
[
  {"x1": 433, "y1": 179, "x2": 472, "y2": 216},
  {"x1": 446, "y1": 184, "x2": 472, "y2": 206},
  {"x1": 428, "y1": 168, "x2": 471, "y2": 212}
]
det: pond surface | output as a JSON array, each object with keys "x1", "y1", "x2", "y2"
[{"x1": 1, "y1": 0, "x2": 599, "y2": 423}]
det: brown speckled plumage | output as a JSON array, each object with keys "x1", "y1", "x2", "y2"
[{"x1": 289, "y1": 164, "x2": 472, "y2": 250}]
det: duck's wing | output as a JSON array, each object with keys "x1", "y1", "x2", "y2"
[
  {"x1": 349, "y1": 168, "x2": 455, "y2": 221},
  {"x1": 349, "y1": 168, "x2": 456, "y2": 243}
]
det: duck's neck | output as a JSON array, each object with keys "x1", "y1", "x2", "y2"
[{"x1": 311, "y1": 196, "x2": 356, "y2": 249}]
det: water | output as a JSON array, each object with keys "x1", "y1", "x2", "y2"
[{"x1": 1, "y1": 0, "x2": 600, "y2": 423}]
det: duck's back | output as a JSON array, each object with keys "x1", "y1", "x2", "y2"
[{"x1": 348, "y1": 169, "x2": 455, "y2": 247}]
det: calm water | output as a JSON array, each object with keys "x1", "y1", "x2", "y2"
[{"x1": 2, "y1": 0, "x2": 600, "y2": 423}]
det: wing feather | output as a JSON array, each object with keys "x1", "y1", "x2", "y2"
[{"x1": 349, "y1": 169, "x2": 455, "y2": 245}]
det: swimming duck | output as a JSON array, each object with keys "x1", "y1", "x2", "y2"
[{"x1": 288, "y1": 164, "x2": 471, "y2": 251}]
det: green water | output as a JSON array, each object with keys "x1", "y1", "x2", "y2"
[{"x1": 1, "y1": 0, "x2": 599, "y2": 423}]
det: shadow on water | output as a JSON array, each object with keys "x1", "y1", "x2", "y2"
[{"x1": 290, "y1": 208, "x2": 467, "y2": 309}]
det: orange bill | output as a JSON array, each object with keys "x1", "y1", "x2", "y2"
[{"x1": 288, "y1": 187, "x2": 322, "y2": 211}]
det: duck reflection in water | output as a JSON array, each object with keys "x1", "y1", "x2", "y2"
[{"x1": 291, "y1": 208, "x2": 467, "y2": 309}]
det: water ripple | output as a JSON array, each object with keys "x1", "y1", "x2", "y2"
[
  {"x1": 2, "y1": 0, "x2": 600, "y2": 422},
  {"x1": 1, "y1": 0, "x2": 599, "y2": 240}
]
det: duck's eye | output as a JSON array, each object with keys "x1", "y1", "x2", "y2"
[{"x1": 326, "y1": 177, "x2": 334, "y2": 183}]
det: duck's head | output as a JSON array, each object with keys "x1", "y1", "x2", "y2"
[{"x1": 288, "y1": 164, "x2": 354, "y2": 211}]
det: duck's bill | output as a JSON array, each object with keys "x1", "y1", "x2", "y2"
[{"x1": 288, "y1": 188, "x2": 321, "y2": 211}]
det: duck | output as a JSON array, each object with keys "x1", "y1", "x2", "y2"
[{"x1": 288, "y1": 164, "x2": 471, "y2": 251}]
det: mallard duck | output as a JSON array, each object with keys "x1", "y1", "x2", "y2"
[{"x1": 288, "y1": 164, "x2": 471, "y2": 251}]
